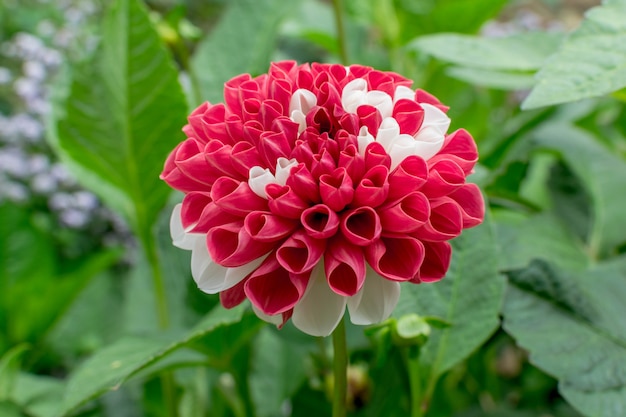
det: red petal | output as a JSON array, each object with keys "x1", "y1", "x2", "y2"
[
  {"x1": 244, "y1": 211, "x2": 298, "y2": 242},
  {"x1": 230, "y1": 141, "x2": 264, "y2": 177},
  {"x1": 353, "y1": 165, "x2": 389, "y2": 207},
  {"x1": 325, "y1": 236, "x2": 366, "y2": 296},
  {"x1": 422, "y1": 159, "x2": 466, "y2": 198},
  {"x1": 211, "y1": 177, "x2": 268, "y2": 216},
  {"x1": 388, "y1": 155, "x2": 428, "y2": 201},
  {"x1": 414, "y1": 198, "x2": 463, "y2": 241},
  {"x1": 220, "y1": 277, "x2": 248, "y2": 309},
  {"x1": 266, "y1": 183, "x2": 309, "y2": 219},
  {"x1": 363, "y1": 142, "x2": 391, "y2": 170},
  {"x1": 340, "y1": 206, "x2": 382, "y2": 246},
  {"x1": 245, "y1": 255, "x2": 310, "y2": 315},
  {"x1": 207, "y1": 221, "x2": 273, "y2": 267},
  {"x1": 379, "y1": 192, "x2": 430, "y2": 233},
  {"x1": 276, "y1": 230, "x2": 325, "y2": 274},
  {"x1": 417, "y1": 241, "x2": 451, "y2": 282},
  {"x1": 365, "y1": 235, "x2": 424, "y2": 281},
  {"x1": 301, "y1": 204, "x2": 340, "y2": 239},
  {"x1": 448, "y1": 183, "x2": 484, "y2": 228},
  {"x1": 320, "y1": 168, "x2": 354, "y2": 212},
  {"x1": 193, "y1": 202, "x2": 240, "y2": 233},
  {"x1": 429, "y1": 129, "x2": 477, "y2": 174},
  {"x1": 357, "y1": 105, "x2": 382, "y2": 137},
  {"x1": 180, "y1": 191, "x2": 212, "y2": 228},
  {"x1": 392, "y1": 99, "x2": 424, "y2": 136},
  {"x1": 224, "y1": 73, "x2": 251, "y2": 116},
  {"x1": 285, "y1": 163, "x2": 320, "y2": 202}
]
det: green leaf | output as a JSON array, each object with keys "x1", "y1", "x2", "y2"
[
  {"x1": 249, "y1": 328, "x2": 308, "y2": 417},
  {"x1": 445, "y1": 67, "x2": 536, "y2": 90},
  {"x1": 411, "y1": 32, "x2": 563, "y2": 71},
  {"x1": 12, "y1": 374, "x2": 64, "y2": 417},
  {"x1": 393, "y1": 210, "x2": 504, "y2": 398},
  {"x1": 533, "y1": 123, "x2": 626, "y2": 258},
  {"x1": 48, "y1": 0, "x2": 187, "y2": 243},
  {"x1": 493, "y1": 210, "x2": 590, "y2": 271},
  {"x1": 0, "y1": 345, "x2": 29, "y2": 400},
  {"x1": 191, "y1": 0, "x2": 300, "y2": 103},
  {"x1": 59, "y1": 304, "x2": 246, "y2": 416},
  {"x1": 503, "y1": 259, "x2": 626, "y2": 417},
  {"x1": 522, "y1": 0, "x2": 626, "y2": 109}
]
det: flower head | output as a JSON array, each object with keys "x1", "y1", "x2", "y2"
[{"x1": 161, "y1": 61, "x2": 484, "y2": 336}]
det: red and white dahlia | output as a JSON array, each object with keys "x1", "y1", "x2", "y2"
[{"x1": 161, "y1": 61, "x2": 483, "y2": 336}]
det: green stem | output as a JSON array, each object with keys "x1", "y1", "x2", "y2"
[
  {"x1": 406, "y1": 346, "x2": 424, "y2": 417},
  {"x1": 331, "y1": 0, "x2": 349, "y2": 65},
  {"x1": 332, "y1": 317, "x2": 348, "y2": 417},
  {"x1": 145, "y1": 238, "x2": 170, "y2": 329}
]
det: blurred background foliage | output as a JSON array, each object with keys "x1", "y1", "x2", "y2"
[{"x1": 1, "y1": 0, "x2": 625, "y2": 416}]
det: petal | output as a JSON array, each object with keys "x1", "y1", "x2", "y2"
[
  {"x1": 365, "y1": 235, "x2": 425, "y2": 281},
  {"x1": 340, "y1": 206, "x2": 382, "y2": 246},
  {"x1": 420, "y1": 103, "x2": 451, "y2": 135},
  {"x1": 266, "y1": 183, "x2": 309, "y2": 219},
  {"x1": 392, "y1": 99, "x2": 424, "y2": 136},
  {"x1": 347, "y1": 268, "x2": 400, "y2": 325},
  {"x1": 245, "y1": 211, "x2": 298, "y2": 242},
  {"x1": 388, "y1": 156, "x2": 428, "y2": 201},
  {"x1": 206, "y1": 221, "x2": 274, "y2": 267},
  {"x1": 301, "y1": 204, "x2": 340, "y2": 239},
  {"x1": 325, "y1": 236, "x2": 366, "y2": 296},
  {"x1": 421, "y1": 159, "x2": 466, "y2": 198},
  {"x1": 319, "y1": 168, "x2": 354, "y2": 212},
  {"x1": 289, "y1": 88, "x2": 318, "y2": 115},
  {"x1": 353, "y1": 165, "x2": 389, "y2": 208},
  {"x1": 414, "y1": 198, "x2": 463, "y2": 241},
  {"x1": 365, "y1": 90, "x2": 393, "y2": 119},
  {"x1": 413, "y1": 126, "x2": 445, "y2": 161},
  {"x1": 292, "y1": 262, "x2": 347, "y2": 337},
  {"x1": 375, "y1": 117, "x2": 400, "y2": 153},
  {"x1": 393, "y1": 85, "x2": 415, "y2": 103},
  {"x1": 248, "y1": 166, "x2": 277, "y2": 199},
  {"x1": 379, "y1": 192, "x2": 430, "y2": 233},
  {"x1": 212, "y1": 176, "x2": 268, "y2": 216},
  {"x1": 275, "y1": 157, "x2": 298, "y2": 185},
  {"x1": 429, "y1": 129, "x2": 478, "y2": 175},
  {"x1": 447, "y1": 183, "x2": 485, "y2": 228},
  {"x1": 251, "y1": 304, "x2": 283, "y2": 326},
  {"x1": 285, "y1": 163, "x2": 320, "y2": 202},
  {"x1": 357, "y1": 126, "x2": 375, "y2": 157},
  {"x1": 170, "y1": 203, "x2": 199, "y2": 250},
  {"x1": 416, "y1": 241, "x2": 452, "y2": 283},
  {"x1": 245, "y1": 255, "x2": 309, "y2": 315},
  {"x1": 341, "y1": 78, "x2": 368, "y2": 113},
  {"x1": 276, "y1": 230, "x2": 326, "y2": 274}
]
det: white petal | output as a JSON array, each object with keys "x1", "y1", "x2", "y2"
[
  {"x1": 252, "y1": 304, "x2": 283, "y2": 326},
  {"x1": 289, "y1": 88, "x2": 317, "y2": 116},
  {"x1": 222, "y1": 254, "x2": 268, "y2": 291},
  {"x1": 290, "y1": 109, "x2": 307, "y2": 134},
  {"x1": 414, "y1": 126, "x2": 445, "y2": 160},
  {"x1": 366, "y1": 90, "x2": 393, "y2": 118},
  {"x1": 357, "y1": 126, "x2": 375, "y2": 156},
  {"x1": 190, "y1": 237, "x2": 226, "y2": 293},
  {"x1": 275, "y1": 157, "x2": 298, "y2": 185},
  {"x1": 341, "y1": 78, "x2": 368, "y2": 114},
  {"x1": 347, "y1": 268, "x2": 400, "y2": 325},
  {"x1": 170, "y1": 203, "x2": 200, "y2": 250},
  {"x1": 375, "y1": 117, "x2": 400, "y2": 152},
  {"x1": 393, "y1": 85, "x2": 415, "y2": 103},
  {"x1": 387, "y1": 134, "x2": 417, "y2": 170},
  {"x1": 292, "y1": 262, "x2": 347, "y2": 337},
  {"x1": 248, "y1": 166, "x2": 277, "y2": 199},
  {"x1": 420, "y1": 103, "x2": 451, "y2": 135}
]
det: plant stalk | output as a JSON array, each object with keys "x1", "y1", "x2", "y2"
[
  {"x1": 407, "y1": 346, "x2": 424, "y2": 417},
  {"x1": 332, "y1": 317, "x2": 348, "y2": 417},
  {"x1": 332, "y1": 0, "x2": 349, "y2": 65}
]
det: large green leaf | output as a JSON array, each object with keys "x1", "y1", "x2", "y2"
[
  {"x1": 411, "y1": 32, "x2": 563, "y2": 71},
  {"x1": 191, "y1": 0, "x2": 300, "y2": 103},
  {"x1": 49, "y1": 0, "x2": 187, "y2": 242},
  {"x1": 393, "y1": 210, "x2": 504, "y2": 399},
  {"x1": 59, "y1": 304, "x2": 246, "y2": 416},
  {"x1": 533, "y1": 123, "x2": 626, "y2": 258},
  {"x1": 503, "y1": 259, "x2": 626, "y2": 417},
  {"x1": 249, "y1": 328, "x2": 308, "y2": 417},
  {"x1": 522, "y1": 0, "x2": 626, "y2": 109}
]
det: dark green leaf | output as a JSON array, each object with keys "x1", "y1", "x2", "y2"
[
  {"x1": 393, "y1": 210, "x2": 504, "y2": 397},
  {"x1": 49, "y1": 0, "x2": 187, "y2": 242},
  {"x1": 60, "y1": 304, "x2": 246, "y2": 416},
  {"x1": 523, "y1": 0, "x2": 626, "y2": 109},
  {"x1": 411, "y1": 32, "x2": 563, "y2": 71},
  {"x1": 191, "y1": 0, "x2": 300, "y2": 103},
  {"x1": 503, "y1": 258, "x2": 626, "y2": 417},
  {"x1": 533, "y1": 123, "x2": 626, "y2": 258}
]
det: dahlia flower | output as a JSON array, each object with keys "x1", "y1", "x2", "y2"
[{"x1": 161, "y1": 61, "x2": 483, "y2": 336}]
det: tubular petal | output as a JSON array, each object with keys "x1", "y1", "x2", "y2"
[
  {"x1": 422, "y1": 159, "x2": 466, "y2": 198},
  {"x1": 414, "y1": 199, "x2": 463, "y2": 241},
  {"x1": 285, "y1": 163, "x2": 320, "y2": 202},
  {"x1": 301, "y1": 204, "x2": 340, "y2": 239},
  {"x1": 245, "y1": 255, "x2": 310, "y2": 315},
  {"x1": 276, "y1": 230, "x2": 326, "y2": 274},
  {"x1": 292, "y1": 262, "x2": 347, "y2": 337},
  {"x1": 266, "y1": 183, "x2": 309, "y2": 219},
  {"x1": 275, "y1": 157, "x2": 298, "y2": 185},
  {"x1": 375, "y1": 117, "x2": 400, "y2": 152},
  {"x1": 353, "y1": 165, "x2": 390, "y2": 207},
  {"x1": 244, "y1": 211, "x2": 298, "y2": 242},
  {"x1": 341, "y1": 78, "x2": 368, "y2": 113},
  {"x1": 379, "y1": 192, "x2": 430, "y2": 233},
  {"x1": 365, "y1": 235, "x2": 425, "y2": 281},
  {"x1": 248, "y1": 166, "x2": 277, "y2": 199},
  {"x1": 319, "y1": 168, "x2": 354, "y2": 212},
  {"x1": 347, "y1": 268, "x2": 400, "y2": 325},
  {"x1": 388, "y1": 155, "x2": 428, "y2": 200},
  {"x1": 392, "y1": 99, "x2": 424, "y2": 136},
  {"x1": 325, "y1": 236, "x2": 366, "y2": 296},
  {"x1": 417, "y1": 241, "x2": 452, "y2": 282},
  {"x1": 212, "y1": 177, "x2": 268, "y2": 216},
  {"x1": 448, "y1": 183, "x2": 485, "y2": 228},
  {"x1": 420, "y1": 103, "x2": 451, "y2": 135},
  {"x1": 180, "y1": 192, "x2": 212, "y2": 228},
  {"x1": 430, "y1": 129, "x2": 478, "y2": 174},
  {"x1": 340, "y1": 207, "x2": 382, "y2": 246},
  {"x1": 206, "y1": 222, "x2": 274, "y2": 267}
]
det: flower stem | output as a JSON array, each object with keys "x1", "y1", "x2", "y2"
[
  {"x1": 332, "y1": 317, "x2": 348, "y2": 417},
  {"x1": 406, "y1": 346, "x2": 424, "y2": 417},
  {"x1": 332, "y1": 0, "x2": 349, "y2": 65},
  {"x1": 145, "y1": 238, "x2": 170, "y2": 329}
]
